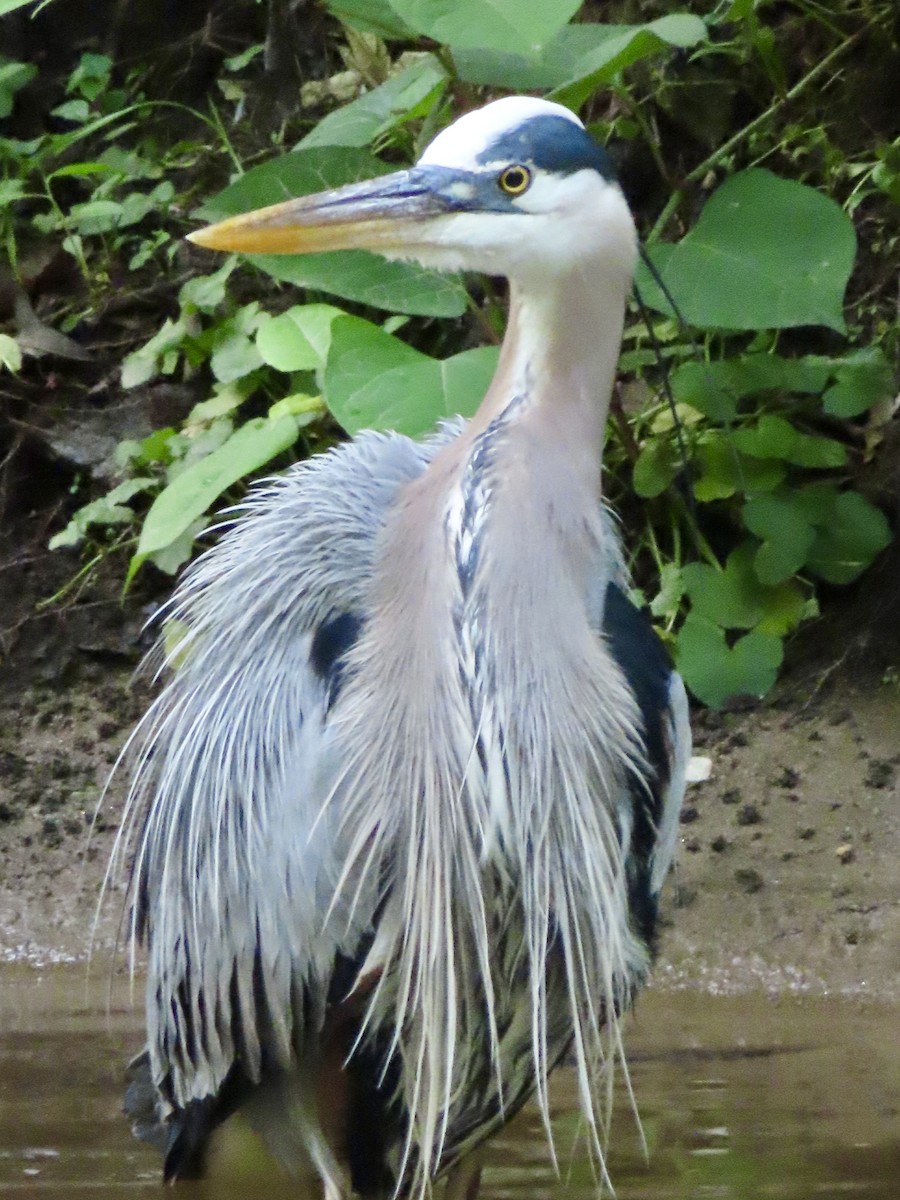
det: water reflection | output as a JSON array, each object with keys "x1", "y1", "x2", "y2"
[{"x1": 1, "y1": 968, "x2": 897, "y2": 1197}]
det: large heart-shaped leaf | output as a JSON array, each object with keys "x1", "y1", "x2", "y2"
[
  {"x1": 638, "y1": 169, "x2": 856, "y2": 332},
  {"x1": 324, "y1": 0, "x2": 416, "y2": 38},
  {"x1": 194, "y1": 147, "x2": 467, "y2": 317},
  {"x1": 324, "y1": 315, "x2": 498, "y2": 436},
  {"x1": 453, "y1": 15, "x2": 706, "y2": 97},
  {"x1": 388, "y1": 0, "x2": 581, "y2": 55},
  {"x1": 256, "y1": 304, "x2": 344, "y2": 371}
]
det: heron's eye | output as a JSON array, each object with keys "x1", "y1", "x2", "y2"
[{"x1": 498, "y1": 165, "x2": 532, "y2": 196}]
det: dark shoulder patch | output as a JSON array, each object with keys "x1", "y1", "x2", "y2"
[
  {"x1": 477, "y1": 114, "x2": 616, "y2": 181},
  {"x1": 603, "y1": 582, "x2": 671, "y2": 776},
  {"x1": 310, "y1": 610, "x2": 363, "y2": 706},
  {"x1": 603, "y1": 582, "x2": 675, "y2": 946}
]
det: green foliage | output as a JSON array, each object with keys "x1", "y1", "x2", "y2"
[
  {"x1": 0, "y1": 332, "x2": 22, "y2": 372},
  {"x1": 325, "y1": 316, "x2": 498, "y2": 435},
  {"x1": 128, "y1": 415, "x2": 301, "y2": 583},
  {"x1": 19, "y1": 2, "x2": 894, "y2": 707},
  {"x1": 296, "y1": 55, "x2": 447, "y2": 150},
  {"x1": 0, "y1": 57, "x2": 37, "y2": 118},
  {"x1": 638, "y1": 170, "x2": 856, "y2": 333},
  {"x1": 452, "y1": 15, "x2": 707, "y2": 100},
  {"x1": 0, "y1": 51, "x2": 185, "y2": 284}
]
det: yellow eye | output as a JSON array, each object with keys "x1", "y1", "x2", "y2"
[{"x1": 498, "y1": 165, "x2": 532, "y2": 196}]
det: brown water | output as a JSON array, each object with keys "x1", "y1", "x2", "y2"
[{"x1": 1, "y1": 967, "x2": 897, "y2": 1198}]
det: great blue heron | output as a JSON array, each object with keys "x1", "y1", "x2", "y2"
[{"x1": 117, "y1": 96, "x2": 690, "y2": 1198}]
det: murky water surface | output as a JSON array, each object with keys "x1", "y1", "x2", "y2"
[{"x1": 1, "y1": 967, "x2": 897, "y2": 1198}]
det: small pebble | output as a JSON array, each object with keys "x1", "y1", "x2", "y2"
[
  {"x1": 734, "y1": 867, "x2": 764, "y2": 894},
  {"x1": 836, "y1": 843, "x2": 855, "y2": 865},
  {"x1": 864, "y1": 759, "x2": 895, "y2": 789},
  {"x1": 736, "y1": 803, "x2": 762, "y2": 826}
]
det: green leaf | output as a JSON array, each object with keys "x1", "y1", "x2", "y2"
[
  {"x1": 148, "y1": 518, "x2": 208, "y2": 576},
  {"x1": 693, "y1": 435, "x2": 785, "y2": 501},
  {"x1": 178, "y1": 259, "x2": 237, "y2": 313},
  {"x1": 754, "y1": 580, "x2": 810, "y2": 637},
  {"x1": 324, "y1": 315, "x2": 498, "y2": 436},
  {"x1": 681, "y1": 542, "x2": 807, "y2": 633},
  {"x1": 638, "y1": 170, "x2": 856, "y2": 332},
  {"x1": 649, "y1": 562, "x2": 684, "y2": 622},
  {"x1": 0, "y1": 1, "x2": 40, "y2": 15},
  {"x1": 672, "y1": 354, "x2": 833, "y2": 422},
  {"x1": 121, "y1": 317, "x2": 189, "y2": 388},
  {"x1": 454, "y1": 14, "x2": 706, "y2": 93},
  {"x1": 187, "y1": 381, "x2": 253, "y2": 425},
  {"x1": 743, "y1": 493, "x2": 817, "y2": 584},
  {"x1": 0, "y1": 178, "x2": 26, "y2": 209},
  {"x1": 822, "y1": 347, "x2": 894, "y2": 418},
  {"x1": 298, "y1": 57, "x2": 446, "y2": 149},
  {"x1": 68, "y1": 198, "x2": 125, "y2": 235},
  {"x1": 683, "y1": 543, "x2": 771, "y2": 629},
  {"x1": 52, "y1": 99, "x2": 90, "y2": 122},
  {"x1": 129, "y1": 416, "x2": 300, "y2": 581},
  {"x1": 323, "y1": 0, "x2": 416, "y2": 38},
  {"x1": 551, "y1": 15, "x2": 708, "y2": 109},
  {"x1": 676, "y1": 614, "x2": 783, "y2": 708},
  {"x1": 0, "y1": 58, "x2": 37, "y2": 118},
  {"x1": 256, "y1": 304, "x2": 343, "y2": 371},
  {"x1": 196, "y1": 147, "x2": 467, "y2": 317},
  {"x1": 388, "y1": 0, "x2": 580, "y2": 54},
  {"x1": 67, "y1": 52, "x2": 112, "y2": 101},
  {"x1": 48, "y1": 478, "x2": 155, "y2": 550},
  {"x1": 633, "y1": 436, "x2": 678, "y2": 497},
  {"x1": 203, "y1": 303, "x2": 266, "y2": 383},
  {"x1": 0, "y1": 333, "x2": 22, "y2": 373},
  {"x1": 804, "y1": 490, "x2": 891, "y2": 585},
  {"x1": 732, "y1": 414, "x2": 846, "y2": 469},
  {"x1": 210, "y1": 331, "x2": 262, "y2": 384}
]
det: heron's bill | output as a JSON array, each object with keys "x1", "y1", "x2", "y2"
[{"x1": 187, "y1": 169, "x2": 452, "y2": 256}]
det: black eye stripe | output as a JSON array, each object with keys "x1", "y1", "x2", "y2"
[{"x1": 476, "y1": 114, "x2": 616, "y2": 182}]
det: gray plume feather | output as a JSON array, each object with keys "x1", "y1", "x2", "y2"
[{"x1": 109, "y1": 413, "x2": 684, "y2": 1196}]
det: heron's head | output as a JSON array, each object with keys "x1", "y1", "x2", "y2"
[{"x1": 189, "y1": 97, "x2": 636, "y2": 289}]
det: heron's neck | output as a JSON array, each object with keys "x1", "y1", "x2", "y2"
[{"x1": 473, "y1": 264, "x2": 629, "y2": 488}]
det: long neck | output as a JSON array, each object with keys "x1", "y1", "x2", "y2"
[
  {"x1": 376, "y1": 256, "x2": 631, "y2": 635},
  {"x1": 468, "y1": 261, "x2": 630, "y2": 495}
]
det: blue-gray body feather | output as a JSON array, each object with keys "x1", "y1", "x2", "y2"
[{"x1": 120, "y1": 417, "x2": 688, "y2": 1197}]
